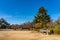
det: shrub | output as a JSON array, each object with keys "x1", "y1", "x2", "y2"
[
  {"x1": 41, "y1": 28, "x2": 47, "y2": 30},
  {"x1": 32, "y1": 28, "x2": 40, "y2": 32},
  {"x1": 48, "y1": 28, "x2": 60, "y2": 34},
  {"x1": 34, "y1": 23, "x2": 42, "y2": 29},
  {"x1": 48, "y1": 28, "x2": 54, "y2": 34},
  {"x1": 53, "y1": 28, "x2": 60, "y2": 34}
]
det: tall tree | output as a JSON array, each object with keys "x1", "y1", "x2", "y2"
[
  {"x1": 0, "y1": 18, "x2": 10, "y2": 29},
  {"x1": 33, "y1": 7, "x2": 51, "y2": 29}
]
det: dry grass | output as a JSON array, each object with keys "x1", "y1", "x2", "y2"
[{"x1": 0, "y1": 31, "x2": 60, "y2": 40}]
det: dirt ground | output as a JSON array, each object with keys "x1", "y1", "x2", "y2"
[{"x1": 0, "y1": 31, "x2": 60, "y2": 40}]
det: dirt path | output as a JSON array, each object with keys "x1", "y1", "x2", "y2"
[{"x1": 0, "y1": 31, "x2": 60, "y2": 40}]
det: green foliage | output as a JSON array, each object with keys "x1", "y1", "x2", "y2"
[
  {"x1": 0, "y1": 18, "x2": 10, "y2": 29},
  {"x1": 53, "y1": 28, "x2": 60, "y2": 34},
  {"x1": 48, "y1": 28, "x2": 54, "y2": 34},
  {"x1": 55, "y1": 18, "x2": 60, "y2": 25},
  {"x1": 48, "y1": 28, "x2": 60, "y2": 34},
  {"x1": 32, "y1": 28, "x2": 40, "y2": 32},
  {"x1": 34, "y1": 23, "x2": 42, "y2": 29},
  {"x1": 33, "y1": 7, "x2": 51, "y2": 28},
  {"x1": 33, "y1": 7, "x2": 50, "y2": 23},
  {"x1": 41, "y1": 28, "x2": 47, "y2": 30},
  {"x1": 55, "y1": 18, "x2": 60, "y2": 29},
  {"x1": 53, "y1": 18, "x2": 60, "y2": 34}
]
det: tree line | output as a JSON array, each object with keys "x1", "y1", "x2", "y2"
[{"x1": 0, "y1": 7, "x2": 60, "y2": 34}]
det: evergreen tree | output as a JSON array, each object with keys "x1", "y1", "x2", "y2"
[
  {"x1": 33, "y1": 7, "x2": 51, "y2": 28},
  {"x1": 0, "y1": 18, "x2": 10, "y2": 29}
]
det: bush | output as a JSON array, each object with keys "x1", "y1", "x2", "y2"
[
  {"x1": 41, "y1": 28, "x2": 47, "y2": 30},
  {"x1": 53, "y1": 28, "x2": 60, "y2": 34},
  {"x1": 48, "y1": 28, "x2": 60, "y2": 34},
  {"x1": 32, "y1": 28, "x2": 40, "y2": 32},
  {"x1": 34, "y1": 23, "x2": 43, "y2": 29},
  {"x1": 48, "y1": 28, "x2": 54, "y2": 34}
]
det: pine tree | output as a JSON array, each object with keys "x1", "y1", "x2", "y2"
[
  {"x1": 33, "y1": 7, "x2": 51, "y2": 28},
  {"x1": 0, "y1": 18, "x2": 10, "y2": 29}
]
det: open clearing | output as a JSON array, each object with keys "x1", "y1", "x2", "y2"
[{"x1": 0, "y1": 31, "x2": 60, "y2": 40}]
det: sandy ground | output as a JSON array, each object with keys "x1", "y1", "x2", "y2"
[{"x1": 0, "y1": 31, "x2": 60, "y2": 40}]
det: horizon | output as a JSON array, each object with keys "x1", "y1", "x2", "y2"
[{"x1": 0, "y1": 0, "x2": 60, "y2": 24}]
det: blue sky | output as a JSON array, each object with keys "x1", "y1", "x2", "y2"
[{"x1": 0, "y1": 0, "x2": 60, "y2": 24}]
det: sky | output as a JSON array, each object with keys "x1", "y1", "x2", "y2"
[{"x1": 0, "y1": 0, "x2": 60, "y2": 24}]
